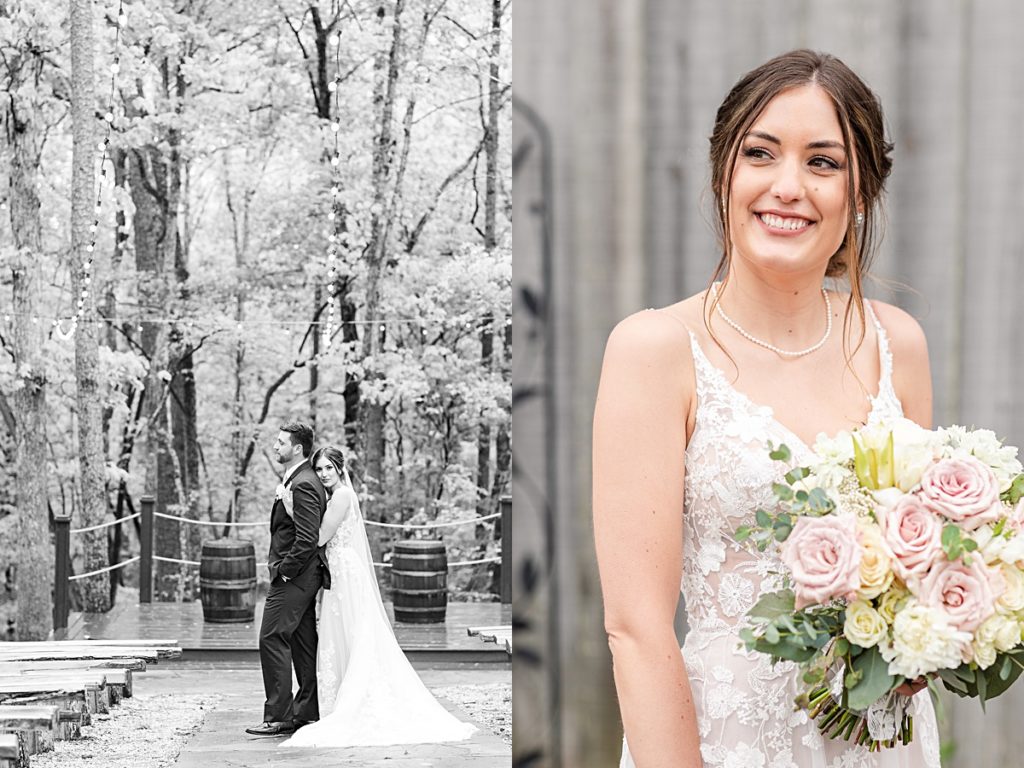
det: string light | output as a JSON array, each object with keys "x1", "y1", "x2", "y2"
[
  {"x1": 321, "y1": 29, "x2": 345, "y2": 355},
  {"x1": 63, "y1": 0, "x2": 126, "y2": 338}
]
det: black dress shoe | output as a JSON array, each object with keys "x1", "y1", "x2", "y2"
[
  {"x1": 292, "y1": 719, "x2": 316, "y2": 730},
  {"x1": 245, "y1": 721, "x2": 296, "y2": 736}
]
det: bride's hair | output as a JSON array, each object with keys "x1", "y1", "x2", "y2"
[
  {"x1": 310, "y1": 445, "x2": 347, "y2": 486},
  {"x1": 707, "y1": 49, "x2": 894, "y2": 369}
]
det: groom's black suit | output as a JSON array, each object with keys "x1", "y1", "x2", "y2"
[{"x1": 259, "y1": 459, "x2": 328, "y2": 724}]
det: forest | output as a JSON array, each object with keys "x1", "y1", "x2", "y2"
[{"x1": 0, "y1": 0, "x2": 511, "y2": 640}]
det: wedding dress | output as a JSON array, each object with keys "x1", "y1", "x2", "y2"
[
  {"x1": 282, "y1": 475, "x2": 476, "y2": 748},
  {"x1": 621, "y1": 303, "x2": 940, "y2": 768}
]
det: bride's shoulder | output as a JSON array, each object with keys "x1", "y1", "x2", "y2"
[
  {"x1": 602, "y1": 295, "x2": 704, "y2": 373},
  {"x1": 329, "y1": 484, "x2": 357, "y2": 506},
  {"x1": 862, "y1": 297, "x2": 929, "y2": 360}
]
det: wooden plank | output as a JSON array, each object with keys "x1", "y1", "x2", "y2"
[
  {"x1": 1, "y1": 639, "x2": 178, "y2": 648},
  {"x1": 467, "y1": 625, "x2": 510, "y2": 636},
  {"x1": 0, "y1": 733, "x2": 18, "y2": 757},
  {"x1": 0, "y1": 705, "x2": 58, "y2": 730},
  {"x1": 0, "y1": 649, "x2": 163, "y2": 663},
  {"x1": 15, "y1": 669, "x2": 129, "y2": 686},
  {"x1": 66, "y1": 599, "x2": 511, "y2": 654},
  {"x1": 0, "y1": 658, "x2": 147, "y2": 673},
  {"x1": 0, "y1": 643, "x2": 180, "y2": 661}
]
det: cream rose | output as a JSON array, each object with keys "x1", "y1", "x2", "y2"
[
  {"x1": 844, "y1": 600, "x2": 888, "y2": 648},
  {"x1": 877, "y1": 585, "x2": 910, "y2": 625},
  {"x1": 997, "y1": 564, "x2": 1024, "y2": 614},
  {"x1": 879, "y1": 495, "x2": 943, "y2": 582},
  {"x1": 918, "y1": 456, "x2": 1002, "y2": 531},
  {"x1": 857, "y1": 519, "x2": 894, "y2": 599},
  {"x1": 781, "y1": 513, "x2": 863, "y2": 610},
  {"x1": 918, "y1": 557, "x2": 1006, "y2": 633}
]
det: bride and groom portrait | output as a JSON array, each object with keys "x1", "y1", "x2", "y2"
[{"x1": 245, "y1": 422, "x2": 476, "y2": 747}]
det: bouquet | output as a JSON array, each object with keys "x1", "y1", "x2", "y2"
[{"x1": 736, "y1": 418, "x2": 1024, "y2": 750}]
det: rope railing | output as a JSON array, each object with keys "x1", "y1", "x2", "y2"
[
  {"x1": 68, "y1": 556, "x2": 140, "y2": 582},
  {"x1": 364, "y1": 510, "x2": 501, "y2": 529},
  {"x1": 52, "y1": 495, "x2": 512, "y2": 632},
  {"x1": 153, "y1": 512, "x2": 264, "y2": 528},
  {"x1": 70, "y1": 512, "x2": 141, "y2": 535}
]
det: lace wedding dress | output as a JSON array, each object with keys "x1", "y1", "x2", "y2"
[
  {"x1": 282, "y1": 480, "x2": 476, "y2": 748},
  {"x1": 621, "y1": 303, "x2": 940, "y2": 768}
]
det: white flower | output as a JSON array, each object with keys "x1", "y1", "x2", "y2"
[
  {"x1": 976, "y1": 613, "x2": 1021, "y2": 653},
  {"x1": 999, "y1": 533, "x2": 1024, "y2": 567},
  {"x1": 880, "y1": 598, "x2": 971, "y2": 678},
  {"x1": 844, "y1": 600, "x2": 888, "y2": 648},
  {"x1": 942, "y1": 426, "x2": 1023, "y2": 492},
  {"x1": 706, "y1": 683, "x2": 745, "y2": 719},
  {"x1": 718, "y1": 573, "x2": 755, "y2": 617},
  {"x1": 996, "y1": 564, "x2": 1024, "y2": 613},
  {"x1": 275, "y1": 483, "x2": 294, "y2": 514},
  {"x1": 697, "y1": 537, "x2": 726, "y2": 575}
]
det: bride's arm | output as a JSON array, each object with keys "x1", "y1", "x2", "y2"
[
  {"x1": 593, "y1": 310, "x2": 703, "y2": 768},
  {"x1": 319, "y1": 487, "x2": 355, "y2": 546}
]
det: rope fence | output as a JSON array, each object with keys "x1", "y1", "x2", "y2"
[
  {"x1": 68, "y1": 556, "x2": 140, "y2": 582},
  {"x1": 71, "y1": 511, "x2": 140, "y2": 534},
  {"x1": 52, "y1": 495, "x2": 512, "y2": 631}
]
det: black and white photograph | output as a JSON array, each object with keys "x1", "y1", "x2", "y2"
[{"x1": 0, "y1": 0, "x2": 510, "y2": 766}]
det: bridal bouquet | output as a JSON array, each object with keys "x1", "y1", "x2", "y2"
[{"x1": 735, "y1": 418, "x2": 1024, "y2": 750}]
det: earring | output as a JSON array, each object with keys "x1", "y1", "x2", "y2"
[{"x1": 855, "y1": 212, "x2": 864, "y2": 226}]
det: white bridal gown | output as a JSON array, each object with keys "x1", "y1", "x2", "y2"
[
  {"x1": 621, "y1": 303, "x2": 940, "y2": 768},
  {"x1": 282, "y1": 482, "x2": 476, "y2": 748}
]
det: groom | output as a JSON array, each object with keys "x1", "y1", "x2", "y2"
[{"x1": 246, "y1": 422, "x2": 328, "y2": 736}]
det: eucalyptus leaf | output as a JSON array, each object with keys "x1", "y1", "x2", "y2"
[
  {"x1": 747, "y1": 590, "x2": 796, "y2": 621},
  {"x1": 846, "y1": 646, "x2": 895, "y2": 711}
]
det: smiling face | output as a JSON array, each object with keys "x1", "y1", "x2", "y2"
[
  {"x1": 725, "y1": 84, "x2": 856, "y2": 277},
  {"x1": 315, "y1": 456, "x2": 341, "y2": 490}
]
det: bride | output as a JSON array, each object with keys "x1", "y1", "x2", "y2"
[
  {"x1": 281, "y1": 445, "x2": 476, "y2": 748},
  {"x1": 593, "y1": 50, "x2": 940, "y2": 767}
]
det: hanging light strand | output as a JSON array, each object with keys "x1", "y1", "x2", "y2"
[
  {"x1": 58, "y1": 0, "x2": 127, "y2": 340},
  {"x1": 321, "y1": 27, "x2": 344, "y2": 357}
]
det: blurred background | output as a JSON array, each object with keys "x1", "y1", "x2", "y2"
[{"x1": 512, "y1": 1, "x2": 1024, "y2": 766}]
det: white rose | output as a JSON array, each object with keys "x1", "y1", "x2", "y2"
[
  {"x1": 997, "y1": 564, "x2": 1024, "y2": 614},
  {"x1": 999, "y1": 533, "x2": 1024, "y2": 567},
  {"x1": 880, "y1": 598, "x2": 972, "y2": 679},
  {"x1": 952, "y1": 428, "x2": 1023, "y2": 492},
  {"x1": 844, "y1": 600, "x2": 889, "y2": 648},
  {"x1": 890, "y1": 418, "x2": 945, "y2": 492},
  {"x1": 975, "y1": 525, "x2": 1006, "y2": 564},
  {"x1": 972, "y1": 640, "x2": 998, "y2": 669}
]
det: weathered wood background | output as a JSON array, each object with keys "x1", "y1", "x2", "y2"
[{"x1": 513, "y1": 1, "x2": 1024, "y2": 765}]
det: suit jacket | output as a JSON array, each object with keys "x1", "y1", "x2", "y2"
[{"x1": 267, "y1": 460, "x2": 330, "y2": 590}]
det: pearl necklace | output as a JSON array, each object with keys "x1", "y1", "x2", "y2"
[{"x1": 711, "y1": 283, "x2": 832, "y2": 358}]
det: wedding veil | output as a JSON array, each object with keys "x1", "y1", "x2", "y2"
[{"x1": 342, "y1": 467, "x2": 396, "y2": 634}]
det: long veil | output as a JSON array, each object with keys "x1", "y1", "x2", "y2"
[{"x1": 343, "y1": 467, "x2": 396, "y2": 635}]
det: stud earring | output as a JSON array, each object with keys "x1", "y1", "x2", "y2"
[{"x1": 855, "y1": 212, "x2": 864, "y2": 226}]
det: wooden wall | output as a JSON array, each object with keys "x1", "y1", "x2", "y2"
[{"x1": 513, "y1": 1, "x2": 1024, "y2": 766}]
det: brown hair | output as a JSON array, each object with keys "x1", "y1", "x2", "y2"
[{"x1": 706, "y1": 49, "x2": 893, "y2": 362}]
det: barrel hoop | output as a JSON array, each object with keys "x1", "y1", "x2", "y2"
[{"x1": 200, "y1": 579, "x2": 257, "y2": 589}]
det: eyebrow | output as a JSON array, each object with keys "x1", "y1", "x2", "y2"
[{"x1": 746, "y1": 130, "x2": 846, "y2": 153}]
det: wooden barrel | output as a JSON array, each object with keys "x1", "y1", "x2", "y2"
[
  {"x1": 199, "y1": 538, "x2": 257, "y2": 624},
  {"x1": 391, "y1": 540, "x2": 448, "y2": 623}
]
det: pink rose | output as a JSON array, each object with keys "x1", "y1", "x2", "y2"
[
  {"x1": 918, "y1": 457, "x2": 1001, "y2": 531},
  {"x1": 918, "y1": 557, "x2": 1006, "y2": 633},
  {"x1": 781, "y1": 514, "x2": 862, "y2": 610},
  {"x1": 881, "y1": 495, "x2": 944, "y2": 581}
]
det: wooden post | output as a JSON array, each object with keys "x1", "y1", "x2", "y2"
[
  {"x1": 52, "y1": 515, "x2": 71, "y2": 631},
  {"x1": 139, "y1": 495, "x2": 154, "y2": 603},
  {"x1": 500, "y1": 496, "x2": 511, "y2": 604}
]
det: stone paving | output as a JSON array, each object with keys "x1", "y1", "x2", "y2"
[{"x1": 146, "y1": 662, "x2": 511, "y2": 768}]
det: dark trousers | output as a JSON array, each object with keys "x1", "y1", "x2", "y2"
[{"x1": 259, "y1": 576, "x2": 320, "y2": 722}]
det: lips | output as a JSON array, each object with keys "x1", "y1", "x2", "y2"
[{"x1": 756, "y1": 211, "x2": 813, "y2": 233}]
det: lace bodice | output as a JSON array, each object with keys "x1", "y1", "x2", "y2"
[{"x1": 621, "y1": 301, "x2": 940, "y2": 768}]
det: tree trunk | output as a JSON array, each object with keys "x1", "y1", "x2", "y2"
[
  {"x1": 127, "y1": 120, "x2": 180, "y2": 600},
  {"x1": 361, "y1": 0, "x2": 405, "y2": 499},
  {"x1": 70, "y1": 0, "x2": 111, "y2": 612},
  {"x1": 6, "y1": 51, "x2": 52, "y2": 641},
  {"x1": 167, "y1": 59, "x2": 201, "y2": 598}
]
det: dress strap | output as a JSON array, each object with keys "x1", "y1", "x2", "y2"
[{"x1": 861, "y1": 299, "x2": 902, "y2": 420}]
